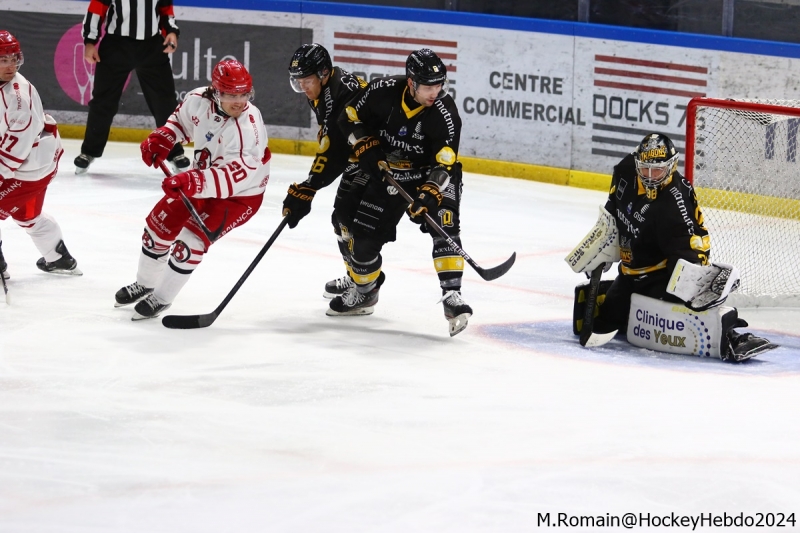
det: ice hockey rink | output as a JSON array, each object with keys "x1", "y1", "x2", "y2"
[{"x1": 1, "y1": 139, "x2": 799, "y2": 532}]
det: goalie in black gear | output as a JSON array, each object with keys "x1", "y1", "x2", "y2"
[
  {"x1": 332, "y1": 48, "x2": 472, "y2": 336},
  {"x1": 566, "y1": 133, "x2": 777, "y2": 361},
  {"x1": 282, "y1": 44, "x2": 369, "y2": 298}
]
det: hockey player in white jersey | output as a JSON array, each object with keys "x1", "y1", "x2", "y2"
[
  {"x1": 115, "y1": 59, "x2": 270, "y2": 320},
  {"x1": 0, "y1": 30, "x2": 81, "y2": 288}
]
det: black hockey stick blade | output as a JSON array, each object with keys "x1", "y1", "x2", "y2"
[
  {"x1": 474, "y1": 251, "x2": 516, "y2": 281},
  {"x1": 579, "y1": 265, "x2": 603, "y2": 347},
  {"x1": 161, "y1": 217, "x2": 289, "y2": 330},
  {"x1": 382, "y1": 169, "x2": 516, "y2": 281}
]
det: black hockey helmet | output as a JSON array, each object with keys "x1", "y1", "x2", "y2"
[
  {"x1": 634, "y1": 133, "x2": 679, "y2": 190},
  {"x1": 406, "y1": 48, "x2": 447, "y2": 87},
  {"x1": 288, "y1": 43, "x2": 332, "y2": 80}
]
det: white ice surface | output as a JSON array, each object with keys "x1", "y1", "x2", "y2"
[{"x1": 1, "y1": 140, "x2": 799, "y2": 532}]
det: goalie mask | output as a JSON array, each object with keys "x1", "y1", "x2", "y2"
[
  {"x1": 406, "y1": 48, "x2": 449, "y2": 99},
  {"x1": 0, "y1": 31, "x2": 24, "y2": 74},
  {"x1": 634, "y1": 133, "x2": 678, "y2": 195},
  {"x1": 288, "y1": 43, "x2": 332, "y2": 93}
]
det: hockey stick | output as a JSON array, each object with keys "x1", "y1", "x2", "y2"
[
  {"x1": 579, "y1": 265, "x2": 617, "y2": 347},
  {"x1": 382, "y1": 170, "x2": 516, "y2": 281},
  {"x1": 161, "y1": 216, "x2": 290, "y2": 329},
  {"x1": 158, "y1": 161, "x2": 226, "y2": 243}
]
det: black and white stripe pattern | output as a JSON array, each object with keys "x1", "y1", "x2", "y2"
[{"x1": 82, "y1": 0, "x2": 179, "y2": 42}]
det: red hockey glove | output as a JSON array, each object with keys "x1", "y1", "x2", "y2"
[
  {"x1": 408, "y1": 183, "x2": 443, "y2": 218},
  {"x1": 282, "y1": 183, "x2": 317, "y2": 228},
  {"x1": 162, "y1": 169, "x2": 204, "y2": 199},
  {"x1": 141, "y1": 127, "x2": 176, "y2": 167},
  {"x1": 353, "y1": 136, "x2": 386, "y2": 180}
]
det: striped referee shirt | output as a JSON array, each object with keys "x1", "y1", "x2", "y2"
[{"x1": 82, "y1": 0, "x2": 180, "y2": 44}]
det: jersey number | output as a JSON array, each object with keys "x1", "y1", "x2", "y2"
[
  {"x1": 0, "y1": 134, "x2": 19, "y2": 152},
  {"x1": 311, "y1": 156, "x2": 327, "y2": 174},
  {"x1": 229, "y1": 161, "x2": 247, "y2": 183}
]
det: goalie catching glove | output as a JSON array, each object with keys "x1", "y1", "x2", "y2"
[
  {"x1": 141, "y1": 127, "x2": 176, "y2": 167},
  {"x1": 162, "y1": 169, "x2": 204, "y2": 199},
  {"x1": 667, "y1": 258, "x2": 741, "y2": 311},
  {"x1": 282, "y1": 183, "x2": 317, "y2": 228}
]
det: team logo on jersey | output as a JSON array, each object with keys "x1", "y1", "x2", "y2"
[
  {"x1": 171, "y1": 240, "x2": 191, "y2": 263},
  {"x1": 205, "y1": 132, "x2": 214, "y2": 141},
  {"x1": 195, "y1": 148, "x2": 212, "y2": 170},
  {"x1": 398, "y1": 126, "x2": 407, "y2": 136},
  {"x1": 158, "y1": 211, "x2": 168, "y2": 221},
  {"x1": 387, "y1": 185, "x2": 398, "y2": 195}
]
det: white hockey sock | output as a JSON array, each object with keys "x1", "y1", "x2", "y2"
[
  {"x1": 17, "y1": 213, "x2": 63, "y2": 262},
  {"x1": 153, "y1": 228, "x2": 206, "y2": 304}
]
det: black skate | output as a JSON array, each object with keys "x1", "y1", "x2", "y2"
[
  {"x1": 74, "y1": 153, "x2": 94, "y2": 175},
  {"x1": 327, "y1": 272, "x2": 385, "y2": 316},
  {"x1": 115, "y1": 281, "x2": 154, "y2": 308},
  {"x1": 36, "y1": 240, "x2": 82, "y2": 276},
  {"x1": 725, "y1": 332, "x2": 778, "y2": 362},
  {"x1": 132, "y1": 293, "x2": 171, "y2": 321},
  {"x1": 441, "y1": 290, "x2": 473, "y2": 337},
  {"x1": 168, "y1": 154, "x2": 191, "y2": 173},
  {"x1": 323, "y1": 274, "x2": 355, "y2": 299}
]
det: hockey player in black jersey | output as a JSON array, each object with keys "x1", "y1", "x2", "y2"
[
  {"x1": 332, "y1": 48, "x2": 472, "y2": 336},
  {"x1": 566, "y1": 133, "x2": 776, "y2": 361},
  {"x1": 281, "y1": 44, "x2": 369, "y2": 297}
]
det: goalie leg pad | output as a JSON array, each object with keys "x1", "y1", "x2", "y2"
[{"x1": 573, "y1": 279, "x2": 614, "y2": 335}]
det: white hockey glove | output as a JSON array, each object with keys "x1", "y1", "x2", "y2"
[
  {"x1": 666, "y1": 258, "x2": 741, "y2": 311},
  {"x1": 565, "y1": 206, "x2": 620, "y2": 275}
]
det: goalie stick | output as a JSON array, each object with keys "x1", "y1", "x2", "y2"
[
  {"x1": 158, "y1": 161, "x2": 226, "y2": 243},
  {"x1": 161, "y1": 216, "x2": 289, "y2": 329},
  {"x1": 579, "y1": 265, "x2": 617, "y2": 347},
  {"x1": 382, "y1": 170, "x2": 516, "y2": 281}
]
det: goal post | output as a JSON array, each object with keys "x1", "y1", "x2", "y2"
[{"x1": 685, "y1": 97, "x2": 800, "y2": 307}]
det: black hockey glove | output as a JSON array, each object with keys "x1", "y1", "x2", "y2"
[
  {"x1": 408, "y1": 183, "x2": 443, "y2": 219},
  {"x1": 353, "y1": 136, "x2": 386, "y2": 179},
  {"x1": 282, "y1": 183, "x2": 317, "y2": 228}
]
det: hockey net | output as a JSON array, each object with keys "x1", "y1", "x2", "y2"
[{"x1": 686, "y1": 97, "x2": 800, "y2": 307}]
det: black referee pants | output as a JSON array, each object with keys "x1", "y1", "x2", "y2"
[{"x1": 81, "y1": 34, "x2": 183, "y2": 160}]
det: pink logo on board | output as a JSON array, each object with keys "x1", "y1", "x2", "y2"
[{"x1": 54, "y1": 24, "x2": 129, "y2": 105}]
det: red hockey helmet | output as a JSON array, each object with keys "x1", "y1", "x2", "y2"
[
  {"x1": 211, "y1": 59, "x2": 253, "y2": 101},
  {"x1": 0, "y1": 30, "x2": 24, "y2": 69}
]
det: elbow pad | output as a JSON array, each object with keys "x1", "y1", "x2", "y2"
[{"x1": 427, "y1": 166, "x2": 451, "y2": 192}]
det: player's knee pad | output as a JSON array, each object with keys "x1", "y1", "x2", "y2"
[
  {"x1": 573, "y1": 279, "x2": 614, "y2": 335},
  {"x1": 626, "y1": 293, "x2": 739, "y2": 358},
  {"x1": 167, "y1": 228, "x2": 206, "y2": 274}
]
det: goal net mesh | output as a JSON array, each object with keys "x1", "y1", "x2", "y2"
[{"x1": 688, "y1": 98, "x2": 800, "y2": 307}]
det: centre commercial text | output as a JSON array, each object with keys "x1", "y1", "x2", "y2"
[{"x1": 461, "y1": 71, "x2": 585, "y2": 124}]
